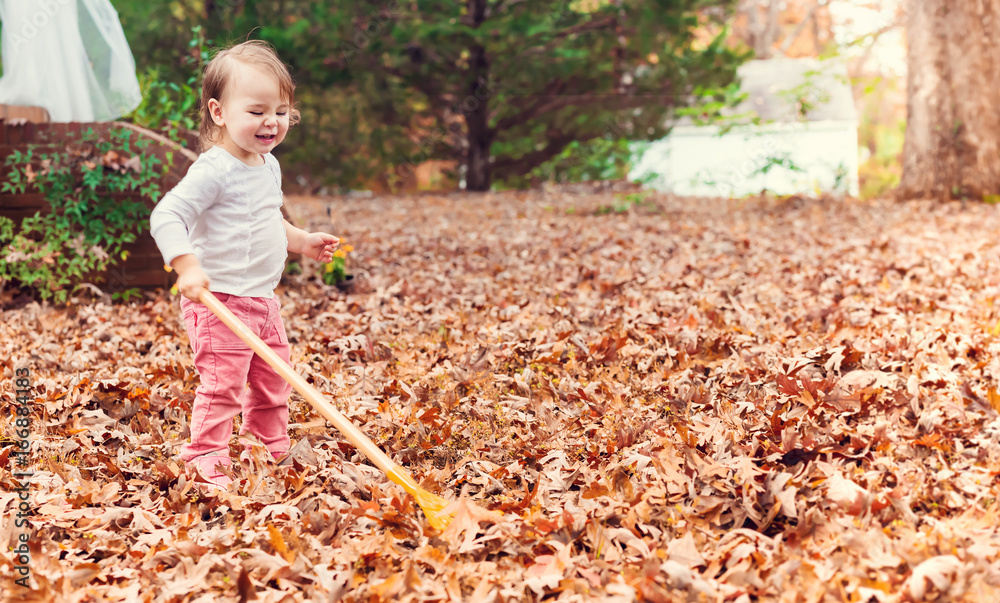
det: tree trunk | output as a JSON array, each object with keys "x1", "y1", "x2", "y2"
[
  {"x1": 464, "y1": 0, "x2": 493, "y2": 191},
  {"x1": 899, "y1": 0, "x2": 1000, "y2": 201},
  {"x1": 741, "y1": 0, "x2": 781, "y2": 59},
  {"x1": 762, "y1": 0, "x2": 781, "y2": 58},
  {"x1": 465, "y1": 101, "x2": 492, "y2": 191}
]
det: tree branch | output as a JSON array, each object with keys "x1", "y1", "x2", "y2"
[
  {"x1": 491, "y1": 132, "x2": 579, "y2": 175},
  {"x1": 845, "y1": 18, "x2": 903, "y2": 78},
  {"x1": 378, "y1": 62, "x2": 454, "y2": 130},
  {"x1": 496, "y1": 81, "x2": 674, "y2": 132},
  {"x1": 492, "y1": 88, "x2": 675, "y2": 177},
  {"x1": 491, "y1": 0, "x2": 530, "y2": 16},
  {"x1": 519, "y1": 15, "x2": 618, "y2": 58},
  {"x1": 493, "y1": 78, "x2": 575, "y2": 131},
  {"x1": 778, "y1": 1, "x2": 821, "y2": 54}
]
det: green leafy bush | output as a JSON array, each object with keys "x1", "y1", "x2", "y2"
[
  {"x1": 1, "y1": 128, "x2": 165, "y2": 303},
  {"x1": 129, "y1": 68, "x2": 200, "y2": 146},
  {"x1": 495, "y1": 136, "x2": 637, "y2": 190},
  {"x1": 125, "y1": 26, "x2": 207, "y2": 147},
  {"x1": 858, "y1": 118, "x2": 906, "y2": 200}
]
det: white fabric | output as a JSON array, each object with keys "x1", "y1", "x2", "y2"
[
  {"x1": 0, "y1": 0, "x2": 141, "y2": 122},
  {"x1": 150, "y1": 146, "x2": 289, "y2": 299}
]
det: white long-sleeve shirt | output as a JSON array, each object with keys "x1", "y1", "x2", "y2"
[{"x1": 150, "y1": 146, "x2": 288, "y2": 298}]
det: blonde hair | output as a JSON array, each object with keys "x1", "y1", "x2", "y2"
[{"x1": 198, "y1": 40, "x2": 300, "y2": 151}]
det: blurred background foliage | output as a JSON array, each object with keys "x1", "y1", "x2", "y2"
[
  {"x1": 853, "y1": 75, "x2": 906, "y2": 200},
  {"x1": 115, "y1": 0, "x2": 747, "y2": 192},
  {"x1": 111, "y1": 0, "x2": 905, "y2": 197}
]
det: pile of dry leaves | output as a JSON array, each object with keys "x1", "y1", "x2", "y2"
[{"x1": 4, "y1": 187, "x2": 1000, "y2": 602}]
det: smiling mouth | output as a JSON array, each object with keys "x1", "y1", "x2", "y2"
[{"x1": 256, "y1": 134, "x2": 276, "y2": 142}]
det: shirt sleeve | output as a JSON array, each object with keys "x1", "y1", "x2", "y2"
[{"x1": 149, "y1": 156, "x2": 223, "y2": 266}]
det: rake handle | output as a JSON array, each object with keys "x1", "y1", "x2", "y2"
[{"x1": 198, "y1": 290, "x2": 402, "y2": 478}]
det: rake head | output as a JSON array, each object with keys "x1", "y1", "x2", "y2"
[{"x1": 387, "y1": 466, "x2": 455, "y2": 530}]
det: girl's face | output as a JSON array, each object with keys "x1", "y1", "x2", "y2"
[{"x1": 208, "y1": 63, "x2": 290, "y2": 165}]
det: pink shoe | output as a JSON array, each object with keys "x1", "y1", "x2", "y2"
[{"x1": 187, "y1": 451, "x2": 233, "y2": 487}]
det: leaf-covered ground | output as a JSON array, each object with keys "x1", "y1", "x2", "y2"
[{"x1": 5, "y1": 188, "x2": 1000, "y2": 602}]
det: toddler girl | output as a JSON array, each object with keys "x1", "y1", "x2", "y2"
[{"x1": 150, "y1": 40, "x2": 338, "y2": 487}]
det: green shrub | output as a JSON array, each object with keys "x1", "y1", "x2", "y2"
[
  {"x1": 129, "y1": 68, "x2": 200, "y2": 146},
  {"x1": 495, "y1": 136, "x2": 637, "y2": 190},
  {"x1": 125, "y1": 26, "x2": 207, "y2": 147},
  {"x1": 1, "y1": 127, "x2": 166, "y2": 303}
]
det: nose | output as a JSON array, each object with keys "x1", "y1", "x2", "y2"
[{"x1": 265, "y1": 114, "x2": 278, "y2": 127}]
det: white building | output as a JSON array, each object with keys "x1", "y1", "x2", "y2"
[{"x1": 629, "y1": 58, "x2": 859, "y2": 197}]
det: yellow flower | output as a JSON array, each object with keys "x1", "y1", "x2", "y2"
[
  {"x1": 324, "y1": 262, "x2": 335, "y2": 272},
  {"x1": 333, "y1": 249, "x2": 347, "y2": 259},
  {"x1": 342, "y1": 244, "x2": 354, "y2": 253}
]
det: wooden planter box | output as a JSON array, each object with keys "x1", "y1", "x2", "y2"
[{"x1": 0, "y1": 119, "x2": 199, "y2": 291}]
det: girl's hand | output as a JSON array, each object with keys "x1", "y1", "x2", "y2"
[
  {"x1": 303, "y1": 232, "x2": 339, "y2": 263},
  {"x1": 176, "y1": 266, "x2": 211, "y2": 302}
]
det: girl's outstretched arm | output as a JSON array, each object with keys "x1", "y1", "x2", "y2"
[{"x1": 284, "y1": 220, "x2": 338, "y2": 263}]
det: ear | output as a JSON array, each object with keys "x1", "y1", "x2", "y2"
[{"x1": 208, "y1": 98, "x2": 225, "y2": 127}]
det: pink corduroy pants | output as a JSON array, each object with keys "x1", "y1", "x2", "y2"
[{"x1": 179, "y1": 293, "x2": 291, "y2": 464}]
